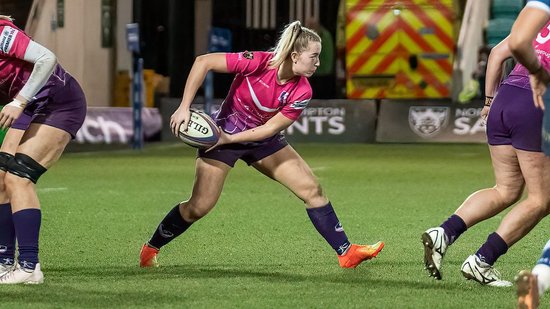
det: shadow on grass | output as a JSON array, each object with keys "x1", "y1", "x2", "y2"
[{"x1": 0, "y1": 263, "x2": 466, "y2": 307}]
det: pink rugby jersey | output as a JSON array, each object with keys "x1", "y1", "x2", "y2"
[
  {"x1": 212, "y1": 51, "x2": 312, "y2": 134},
  {"x1": 0, "y1": 20, "x2": 33, "y2": 103},
  {"x1": 505, "y1": 21, "x2": 550, "y2": 89},
  {"x1": 0, "y1": 19, "x2": 66, "y2": 104}
]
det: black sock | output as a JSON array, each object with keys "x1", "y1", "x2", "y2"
[{"x1": 148, "y1": 205, "x2": 193, "y2": 249}]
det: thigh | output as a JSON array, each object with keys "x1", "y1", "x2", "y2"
[
  {"x1": 16, "y1": 124, "x2": 71, "y2": 168},
  {"x1": 516, "y1": 149, "x2": 550, "y2": 203},
  {"x1": 252, "y1": 145, "x2": 326, "y2": 205},
  {"x1": 0, "y1": 128, "x2": 25, "y2": 154},
  {"x1": 489, "y1": 145, "x2": 524, "y2": 195}
]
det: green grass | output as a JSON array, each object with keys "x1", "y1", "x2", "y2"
[{"x1": 1, "y1": 143, "x2": 546, "y2": 308}]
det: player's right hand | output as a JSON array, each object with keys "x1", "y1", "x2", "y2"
[{"x1": 170, "y1": 107, "x2": 190, "y2": 136}]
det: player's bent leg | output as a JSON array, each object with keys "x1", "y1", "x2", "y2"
[
  {"x1": 455, "y1": 145, "x2": 523, "y2": 228},
  {"x1": 141, "y1": 158, "x2": 230, "y2": 268}
]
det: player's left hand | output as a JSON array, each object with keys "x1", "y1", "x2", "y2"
[
  {"x1": 205, "y1": 127, "x2": 230, "y2": 152},
  {"x1": 0, "y1": 100, "x2": 25, "y2": 130}
]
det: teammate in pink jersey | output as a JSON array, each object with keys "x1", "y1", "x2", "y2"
[
  {"x1": 422, "y1": 27, "x2": 550, "y2": 288},
  {"x1": 140, "y1": 21, "x2": 384, "y2": 269},
  {"x1": 0, "y1": 15, "x2": 87, "y2": 284}
]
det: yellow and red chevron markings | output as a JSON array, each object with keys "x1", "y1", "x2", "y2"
[{"x1": 345, "y1": 0, "x2": 456, "y2": 99}]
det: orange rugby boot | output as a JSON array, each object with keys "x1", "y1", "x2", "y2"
[
  {"x1": 140, "y1": 243, "x2": 159, "y2": 268},
  {"x1": 338, "y1": 242, "x2": 385, "y2": 268},
  {"x1": 516, "y1": 270, "x2": 540, "y2": 309}
]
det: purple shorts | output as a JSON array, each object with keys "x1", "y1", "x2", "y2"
[
  {"x1": 487, "y1": 84, "x2": 543, "y2": 152},
  {"x1": 12, "y1": 76, "x2": 87, "y2": 138},
  {"x1": 198, "y1": 134, "x2": 288, "y2": 167}
]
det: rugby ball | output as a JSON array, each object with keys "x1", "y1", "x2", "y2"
[{"x1": 178, "y1": 110, "x2": 220, "y2": 149}]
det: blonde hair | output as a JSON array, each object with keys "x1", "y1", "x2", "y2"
[
  {"x1": 0, "y1": 15, "x2": 14, "y2": 21},
  {"x1": 268, "y1": 21, "x2": 321, "y2": 68}
]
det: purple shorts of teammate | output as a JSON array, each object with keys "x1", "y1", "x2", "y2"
[
  {"x1": 11, "y1": 75, "x2": 87, "y2": 138},
  {"x1": 198, "y1": 133, "x2": 288, "y2": 167},
  {"x1": 487, "y1": 83, "x2": 544, "y2": 152}
]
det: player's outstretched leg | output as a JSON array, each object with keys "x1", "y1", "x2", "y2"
[
  {"x1": 306, "y1": 202, "x2": 384, "y2": 268},
  {"x1": 338, "y1": 242, "x2": 385, "y2": 268},
  {"x1": 140, "y1": 204, "x2": 193, "y2": 268}
]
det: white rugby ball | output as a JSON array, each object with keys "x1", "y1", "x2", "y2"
[{"x1": 178, "y1": 110, "x2": 220, "y2": 149}]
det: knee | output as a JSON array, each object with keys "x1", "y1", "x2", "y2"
[
  {"x1": 301, "y1": 183, "x2": 325, "y2": 205},
  {"x1": 181, "y1": 201, "x2": 213, "y2": 222},
  {"x1": 529, "y1": 196, "x2": 550, "y2": 217},
  {"x1": 4, "y1": 172, "x2": 33, "y2": 194},
  {"x1": 494, "y1": 185, "x2": 522, "y2": 206}
]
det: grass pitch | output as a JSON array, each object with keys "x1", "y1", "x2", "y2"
[{"x1": 1, "y1": 143, "x2": 546, "y2": 308}]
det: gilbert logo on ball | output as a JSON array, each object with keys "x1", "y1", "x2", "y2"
[{"x1": 178, "y1": 110, "x2": 220, "y2": 149}]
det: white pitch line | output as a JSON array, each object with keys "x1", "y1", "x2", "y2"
[{"x1": 38, "y1": 187, "x2": 68, "y2": 193}]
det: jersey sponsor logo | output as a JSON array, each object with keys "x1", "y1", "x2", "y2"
[
  {"x1": 408, "y1": 106, "x2": 449, "y2": 138},
  {"x1": 290, "y1": 99, "x2": 310, "y2": 109},
  {"x1": 245, "y1": 77, "x2": 278, "y2": 112},
  {"x1": 243, "y1": 51, "x2": 254, "y2": 60},
  {"x1": 0, "y1": 26, "x2": 17, "y2": 53},
  {"x1": 278, "y1": 91, "x2": 289, "y2": 104}
]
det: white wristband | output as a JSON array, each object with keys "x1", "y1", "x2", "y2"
[{"x1": 6, "y1": 98, "x2": 27, "y2": 109}]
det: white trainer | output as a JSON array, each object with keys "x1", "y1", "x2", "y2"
[
  {"x1": 0, "y1": 263, "x2": 14, "y2": 277},
  {"x1": 422, "y1": 227, "x2": 448, "y2": 280},
  {"x1": 0, "y1": 263, "x2": 44, "y2": 285},
  {"x1": 461, "y1": 255, "x2": 512, "y2": 287}
]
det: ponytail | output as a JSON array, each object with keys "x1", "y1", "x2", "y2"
[{"x1": 268, "y1": 20, "x2": 321, "y2": 68}]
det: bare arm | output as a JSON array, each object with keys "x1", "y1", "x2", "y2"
[
  {"x1": 170, "y1": 53, "x2": 228, "y2": 136},
  {"x1": 209, "y1": 113, "x2": 294, "y2": 151},
  {"x1": 480, "y1": 37, "x2": 512, "y2": 120},
  {"x1": 485, "y1": 36, "x2": 512, "y2": 98}
]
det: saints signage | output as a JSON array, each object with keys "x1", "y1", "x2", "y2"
[
  {"x1": 285, "y1": 100, "x2": 377, "y2": 143},
  {"x1": 377, "y1": 100, "x2": 487, "y2": 143}
]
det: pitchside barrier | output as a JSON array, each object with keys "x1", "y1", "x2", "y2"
[
  {"x1": 158, "y1": 97, "x2": 377, "y2": 143},
  {"x1": 376, "y1": 99, "x2": 487, "y2": 143},
  {"x1": 68, "y1": 98, "x2": 486, "y2": 147}
]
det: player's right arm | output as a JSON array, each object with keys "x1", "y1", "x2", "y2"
[
  {"x1": 170, "y1": 53, "x2": 228, "y2": 136},
  {"x1": 481, "y1": 36, "x2": 512, "y2": 119}
]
